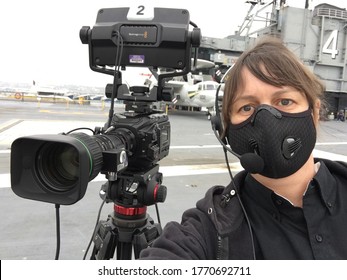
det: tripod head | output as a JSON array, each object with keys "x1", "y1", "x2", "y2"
[
  {"x1": 90, "y1": 164, "x2": 166, "y2": 260},
  {"x1": 102, "y1": 165, "x2": 166, "y2": 207}
]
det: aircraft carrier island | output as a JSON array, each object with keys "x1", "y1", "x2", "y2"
[{"x1": 199, "y1": 0, "x2": 347, "y2": 118}]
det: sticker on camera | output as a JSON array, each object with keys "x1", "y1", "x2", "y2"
[
  {"x1": 127, "y1": 4, "x2": 154, "y2": 21},
  {"x1": 129, "y1": 55, "x2": 145, "y2": 64}
]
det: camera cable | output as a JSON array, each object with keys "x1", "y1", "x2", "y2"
[
  {"x1": 211, "y1": 84, "x2": 257, "y2": 260},
  {"x1": 64, "y1": 127, "x2": 95, "y2": 135},
  {"x1": 107, "y1": 31, "x2": 124, "y2": 129},
  {"x1": 54, "y1": 204, "x2": 61, "y2": 260},
  {"x1": 83, "y1": 197, "x2": 106, "y2": 260},
  {"x1": 223, "y1": 149, "x2": 256, "y2": 260},
  {"x1": 154, "y1": 203, "x2": 161, "y2": 225}
]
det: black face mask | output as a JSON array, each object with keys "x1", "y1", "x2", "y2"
[{"x1": 227, "y1": 105, "x2": 316, "y2": 178}]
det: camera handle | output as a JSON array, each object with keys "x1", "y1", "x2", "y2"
[{"x1": 90, "y1": 206, "x2": 162, "y2": 260}]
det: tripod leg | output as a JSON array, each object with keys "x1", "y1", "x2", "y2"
[
  {"x1": 133, "y1": 218, "x2": 162, "y2": 259},
  {"x1": 116, "y1": 242, "x2": 133, "y2": 260}
]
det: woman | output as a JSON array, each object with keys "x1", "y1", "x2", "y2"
[{"x1": 139, "y1": 37, "x2": 347, "y2": 259}]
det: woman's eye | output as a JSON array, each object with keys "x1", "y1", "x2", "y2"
[
  {"x1": 242, "y1": 105, "x2": 252, "y2": 111},
  {"x1": 279, "y1": 99, "x2": 293, "y2": 106},
  {"x1": 240, "y1": 105, "x2": 254, "y2": 114}
]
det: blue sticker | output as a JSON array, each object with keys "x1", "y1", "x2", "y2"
[{"x1": 129, "y1": 55, "x2": 145, "y2": 64}]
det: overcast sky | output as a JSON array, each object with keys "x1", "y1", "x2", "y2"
[{"x1": 0, "y1": 0, "x2": 344, "y2": 87}]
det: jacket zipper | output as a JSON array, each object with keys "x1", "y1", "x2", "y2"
[{"x1": 216, "y1": 235, "x2": 223, "y2": 260}]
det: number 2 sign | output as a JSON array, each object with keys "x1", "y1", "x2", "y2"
[{"x1": 127, "y1": 4, "x2": 154, "y2": 20}]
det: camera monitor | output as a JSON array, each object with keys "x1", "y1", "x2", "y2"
[{"x1": 80, "y1": 6, "x2": 200, "y2": 72}]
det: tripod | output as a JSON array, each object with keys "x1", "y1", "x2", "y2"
[{"x1": 90, "y1": 165, "x2": 166, "y2": 260}]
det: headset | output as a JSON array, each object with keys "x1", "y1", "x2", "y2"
[
  {"x1": 210, "y1": 85, "x2": 264, "y2": 173},
  {"x1": 210, "y1": 84, "x2": 258, "y2": 260}
]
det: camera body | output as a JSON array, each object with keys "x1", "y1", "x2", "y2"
[{"x1": 107, "y1": 111, "x2": 170, "y2": 169}]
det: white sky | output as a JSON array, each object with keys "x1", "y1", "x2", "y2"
[{"x1": 0, "y1": 0, "x2": 345, "y2": 87}]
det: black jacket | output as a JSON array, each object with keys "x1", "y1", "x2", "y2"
[{"x1": 139, "y1": 158, "x2": 347, "y2": 259}]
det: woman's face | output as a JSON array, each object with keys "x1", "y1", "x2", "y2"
[{"x1": 230, "y1": 67, "x2": 312, "y2": 125}]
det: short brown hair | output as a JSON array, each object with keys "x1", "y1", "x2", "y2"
[{"x1": 222, "y1": 37, "x2": 325, "y2": 135}]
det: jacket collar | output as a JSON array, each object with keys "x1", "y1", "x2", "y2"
[
  {"x1": 195, "y1": 157, "x2": 345, "y2": 235},
  {"x1": 196, "y1": 171, "x2": 248, "y2": 236},
  {"x1": 312, "y1": 159, "x2": 339, "y2": 214}
]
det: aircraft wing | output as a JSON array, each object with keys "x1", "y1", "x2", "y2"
[{"x1": 166, "y1": 80, "x2": 186, "y2": 89}]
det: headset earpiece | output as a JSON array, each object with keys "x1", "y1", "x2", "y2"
[
  {"x1": 211, "y1": 114, "x2": 227, "y2": 144},
  {"x1": 211, "y1": 84, "x2": 227, "y2": 144}
]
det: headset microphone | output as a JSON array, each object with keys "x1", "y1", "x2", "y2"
[
  {"x1": 211, "y1": 85, "x2": 264, "y2": 174},
  {"x1": 239, "y1": 152, "x2": 264, "y2": 174}
]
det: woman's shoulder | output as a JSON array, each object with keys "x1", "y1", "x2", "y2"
[{"x1": 315, "y1": 158, "x2": 347, "y2": 180}]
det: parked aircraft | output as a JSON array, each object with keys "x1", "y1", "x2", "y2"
[
  {"x1": 142, "y1": 59, "x2": 222, "y2": 118},
  {"x1": 167, "y1": 76, "x2": 222, "y2": 118}
]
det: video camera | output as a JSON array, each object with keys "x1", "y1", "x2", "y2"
[
  {"x1": 11, "y1": 6, "x2": 201, "y2": 206},
  {"x1": 10, "y1": 6, "x2": 201, "y2": 259}
]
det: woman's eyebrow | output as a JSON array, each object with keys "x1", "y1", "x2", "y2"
[
  {"x1": 233, "y1": 94, "x2": 258, "y2": 103},
  {"x1": 234, "y1": 89, "x2": 301, "y2": 103}
]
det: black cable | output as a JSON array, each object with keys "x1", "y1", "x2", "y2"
[
  {"x1": 54, "y1": 204, "x2": 61, "y2": 260},
  {"x1": 65, "y1": 127, "x2": 95, "y2": 135},
  {"x1": 107, "y1": 31, "x2": 124, "y2": 129},
  {"x1": 189, "y1": 21, "x2": 198, "y2": 28},
  {"x1": 155, "y1": 203, "x2": 161, "y2": 225},
  {"x1": 223, "y1": 150, "x2": 256, "y2": 260},
  {"x1": 213, "y1": 83, "x2": 257, "y2": 260},
  {"x1": 83, "y1": 198, "x2": 106, "y2": 260}
]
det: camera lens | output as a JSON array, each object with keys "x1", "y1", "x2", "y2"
[
  {"x1": 34, "y1": 132, "x2": 126, "y2": 194},
  {"x1": 36, "y1": 142, "x2": 85, "y2": 192}
]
